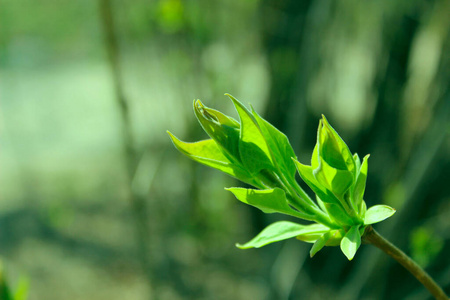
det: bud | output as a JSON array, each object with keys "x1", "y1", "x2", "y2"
[
  {"x1": 193, "y1": 100, "x2": 241, "y2": 163},
  {"x1": 317, "y1": 116, "x2": 355, "y2": 173},
  {"x1": 313, "y1": 116, "x2": 355, "y2": 199}
]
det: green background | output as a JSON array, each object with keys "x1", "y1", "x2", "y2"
[{"x1": 0, "y1": 0, "x2": 449, "y2": 299}]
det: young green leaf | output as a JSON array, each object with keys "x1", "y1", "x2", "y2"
[
  {"x1": 340, "y1": 225, "x2": 361, "y2": 260},
  {"x1": 313, "y1": 156, "x2": 354, "y2": 199},
  {"x1": 311, "y1": 143, "x2": 319, "y2": 169},
  {"x1": 296, "y1": 224, "x2": 333, "y2": 243},
  {"x1": 251, "y1": 108, "x2": 297, "y2": 178},
  {"x1": 293, "y1": 160, "x2": 341, "y2": 206},
  {"x1": 364, "y1": 205, "x2": 396, "y2": 225},
  {"x1": 226, "y1": 187, "x2": 312, "y2": 219},
  {"x1": 353, "y1": 153, "x2": 361, "y2": 171},
  {"x1": 310, "y1": 231, "x2": 333, "y2": 257},
  {"x1": 318, "y1": 116, "x2": 356, "y2": 174},
  {"x1": 167, "y1": 132, "x2": 253, "y2": 184},
  {"x1": 324, "y1": 229, "x2": 345, "y2": 246},
  {"x1": 322, "y1": 202, "x2": 356, "y2": 227},
  {"x1": 226, "y1": 94, "x2": 274, "y2": 174},
  {"x1": 193, "y1": 100, "x2": 241, "y2": 162},
  {"x1": 237, "y1": 221, "x2": 329, "y2": 249},
  {"x1": 353, "y1": 154, "x2": 369, "y2": 213}
]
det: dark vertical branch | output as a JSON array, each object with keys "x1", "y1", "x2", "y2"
[{"x1": 98, "y1": 0, "x2": 152, "y2": 293}]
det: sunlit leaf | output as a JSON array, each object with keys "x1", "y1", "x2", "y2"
[
  {"x1": 296, "y1": 224, "x2": 331, "y2": 243},
  {"x1": 353, "y1": 153, "x2": 361, "y2": 171},
  {"x1": 237, "y1": 221, "x2": 329, "y2": 249},
  {"x1": 353, "y1": 154, "x2": 369, "y2": 212},
  {"x1": 324, "y1": 229, "x2": 345, "y2": 246},
  {"x1": 226, "y1": 187, "x2": 311, "y2": 219},
  {"x1": 193, "y1": 100, "x2": 241, "y2": 161},
  {"x1": 252, "y1": 108, "x2": 297, "y2": 178},
  {"x1": 168, "y1": 132, "x2": 253, "y2": 183},
  {"x1": 313, "y1": 156, "x2": 354, "y2": 199},
  {"x1": 340, "y1": 225, "x2": 361, "y2": 260},
  {"x1": 227, "y1": 94, "x2": 273, "y2": 174},
  {"x1": 293, "y1": 160, "x2": 341, "y2": 205},
  {"x1": 311, "y1": 143, "x2": 319, "y2": 170},
  {"x1": 364, "y1": 205, "x2": 396, "y2": 225},
  {"x1": 310, "y1": 231, "x2": 333, "y2": 257},
  {"x1": 322, "y1": 202, "x2": 355, "y2": 227},
  {"x1": 318, "y1": 116, "x2": 355, "y2": 174}
]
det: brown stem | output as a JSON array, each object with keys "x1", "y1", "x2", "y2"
[{"x1": 363, "y1": 226, "x2": 448, "y2": 300}]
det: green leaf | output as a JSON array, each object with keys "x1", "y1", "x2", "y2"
[
  {"x1": 237, "y1": 221, "x2": 329, "y2": 249},
  {"x1": 364, "y1": 205, "x2": 396, "y2": 225},
  {"x1": 353, "y1": 153, "x2": 361, "y2": 171},
  {"x1": 324, "y1": 229, "x2": 345, "y2": 246},
  {"x1": 318, "y1": 116, "x2": 356, "y2": 174},
  {"x1": 167, "y1": 132, "x2": 253, "y2": 183},
  {"x1": 340, "y1": 226, "x2": 361, "y2": 260},
  {"x1": 311, "y1": 143, "x2": 319, "y2": 169},
  {"x1": 310, "y1": 231, "x2": 333, "y2": 257},
  {"x1": 227, "y1": 94, "x2": 273, "y2": 174},
  {"x1": 251, "y1": 108, "x2": 297, "y2": 178},
  {"x1": 193, "y1": 100, "x2": 241, "y2": 162},
  {"x1": 313, "y1": 156, "x2": 354, "y2": 199},
  {"x1": 353, "y1": 154, "x2": 369, "y2": 213},
  {"x1": 226, "y1": 187, "x2": 312, "y2": 219},
  {"x1": 322, "y1": 202, "x2": 355, "y2": 227},
  {"x1": 296, "y1": 224, "x2": 331, "y2": 243},
  {"x1": 293, "y1": 160, "x2": 341, "y2": 205},
  {"x1": 360, "y1": 200, "x2": 367, "y2": 219}
]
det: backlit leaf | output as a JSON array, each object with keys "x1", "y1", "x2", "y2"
[
  {"x1": 237, "y1": 221, "x2": 329, "y2": 249},
  {"x1": 193, "y1": 100, "x2": 241, "y2": 162},
  {"x1": 168, "y1": 132, "x2": 253, "y2": 183},
  {"x1": 313, "y1": 156, "x2": 354, "y2": 199},
  {"x1": 340, "y1": 225, "x2": 361, "y2": 260},
  {"x1": 226, "y1": 187, "x2": 311, "y2": 219},
  {"x1": 310, "y1": 231, "x2": 333, "y2": 257},
  {"x1": 364, "y1": 205, "x2": 396, "y2": 225},
  {"x1": 318, "y1": 116, "x2": 355, "y2": 174},
  {"x1": 353, "y1": 155, "x2": 369, "y2": 213},
  {"x1": 252, "y1": 108, "x2": 297, "y2": 178},
  {"x1": 227, "y1": 94, "x2": 273, "y2": 174},
  {"x1": 322, "y1": 202, "x2": 355, "y2": 227},
  {"x1": 292, "y1": 160, "x2": 341, "y2": 205}
]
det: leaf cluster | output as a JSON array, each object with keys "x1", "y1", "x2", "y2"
[{"x1": 168, "y1": 94, "x2": 395, "y2": 260}]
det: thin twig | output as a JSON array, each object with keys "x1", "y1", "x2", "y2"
[{"x1": 363, "y1": 226, "x2": 448, "y2": 300}]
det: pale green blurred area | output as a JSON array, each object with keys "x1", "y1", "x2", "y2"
[{"x1": 0, "y1": 0, "x2": 449, "y2": 299}]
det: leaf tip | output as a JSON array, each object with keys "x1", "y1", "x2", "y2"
[
  {"x1": 235, "y1": 243, "x2": 246, "y2": 249},
  {"x1": 167, "y1": 131, "x2": 178, "y2": 142}
]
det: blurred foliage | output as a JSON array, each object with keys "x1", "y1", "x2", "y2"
[
  {"x1": 410, "y1": 226, "x2": 444, "y2": 268},
  {"x1": 0, "y1": 0, "x2": 449, "y2": 299}
]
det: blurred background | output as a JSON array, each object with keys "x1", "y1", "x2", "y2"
[{"x1": 0, "y1": 0, "x2": 449, "y2": 299}]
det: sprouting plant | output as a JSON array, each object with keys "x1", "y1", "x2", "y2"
[{"x1": 168, "y1": 94, "x2": 448, "y2": 300}]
